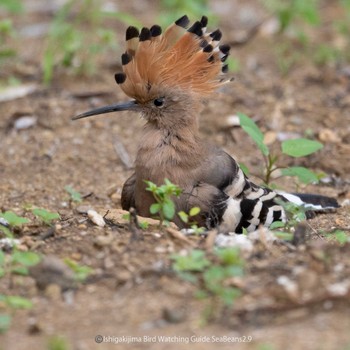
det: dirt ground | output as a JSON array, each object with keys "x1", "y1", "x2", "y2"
[{"x1": 1, "y1": 1, "x2": 350, "y2": 349}]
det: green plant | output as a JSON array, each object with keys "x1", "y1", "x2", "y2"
[
  {"x1": 238, "y1": 112, "x2": 323, "y2": 187},
  {"x1": 63, "y1": 258, "x2": 92, "y2": 282},
  {"x1": 0, "y1": 0, "x2": 23, "y2": 13},
  {"x1": 159, "y1": 0, "x2": 213, "y2": 27},
  {"x1": 145, "y1": 178, "x2": 182, "y2": 227},
  {"x1": 178, "y1": 207, "x2": 205, "y2": 234},
  {"x1": 47, "y1": 335, "x2": 70, "y2": 350},
  {"x1": 0, "y1": 250, "x2": 41, "y2": 277},
  {"x1": 262, "y1": 0, "x2": 321, "y2": 34},
  {"x1": 172, "y1": 247, "x2": 244, "y2": 320},
  {"x1": 326, "y1": 230, "x2": 348, "y2": 245},
  {"x1": 0, "y1": 211, "x2": 29, "y2": 236},
  {"x1": 32, "y1": 208, "x2": 60, "y2": 226},
  {"x1": 269, "y1": 200, "x2": 307, "y2": 238},
  {"x1": 0, "y1": 294, "x2": 33, "y2": 333},
  {"x1": 122, "y1": 213, "x2": 149, "y2": 230},
  {"x1": 65, "y1": 186, "x2": 82, "y2": 203},
  {"x1": 0, "y1": 19, "x2": 16, "y2": 62},
  {"x1": 42, "y1": 0, "x2": 140, "y2": 84}
]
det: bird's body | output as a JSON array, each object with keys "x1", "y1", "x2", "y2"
[{"x1": 73, "y1": 15, "x2": 339, "y2": 233}]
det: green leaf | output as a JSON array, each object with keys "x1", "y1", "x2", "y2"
[
  {"x1": 0, "y1": 313, "x2": 11, "y2": 333},
  {"x1": 269, "y1": 220, "x2": 286, "y2": 229},
  {"x1": 281, "y1": 166, "x2": 319, "y2": 184},
  {"x1": 0, "y1": 211, "x2": 29, "y2": 227},
  {"x1": 239, "y1": 162, "x2": 250, "y2": 176},
  {"x1": 172, "y1": 250, "x2": 210, "y2": 272},
  {"x1": 64, "y1": 186, "x2": 82, "y2": 202},
  {"x1": 218, "y1": 286, "x2": 241, "y2": 305},
  {"x1": 162, "y1": 198, "x2": 175, "y2": 220},
  {"x1": 0, "y1": 225, "x2": 12, "y2": 237},
  {"x1": 5, "y1": 295, "x2": 33, "y2": 309},
  {"x1": 327, "y1": 230, "x2": 348, "y2": 245},
  {"x1": 215, "y1": 247, "x2": 242, "y2": 266},
  {"x1": 64, "y1": 258, "x2": 92, "y2": 282},
  {"x1": 275, "y1": 232, "x2": 294, "y2": 241},
  {"x1": 11, "y1": 251, "x2": 41, "y2": 267},
  {"x1": 281, "y1": 138, "x2": 323, "y2": 157},
  {"x1": 10, "y1": 266, "x2": 28, "y2": 275},
  {"x1": 32, "y1": 208, "x2": 60, "y2": 225},
  {"x1": 189, "y1": 207, "x2": 200, "y2": 217},
  {"x1": 178, "y1": 211, "x2": 188, "y2": 223},
  {"x1": 238, "y1": 113, "x2": 269, "y2": 156},
  {"x1": 0, "y1": 250, "x2": 5, "y2": 265},
  {"x1": 139, "y1": 221, "x2": 149, "y2": 230},
  {"x1": 150, "y1": 203, "x2": 161, "y2": 215}
]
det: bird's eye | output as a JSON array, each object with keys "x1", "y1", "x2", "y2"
[{"x1": 153, "y1": 97, "x2": 164, "y2": 107}]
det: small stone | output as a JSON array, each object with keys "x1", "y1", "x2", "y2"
[
  {"x1": 44, "y1": 283, "x2": 62, "y2": 301},
  {"x1": 88, "y1": 210, "x2": 106, "y2": 227},
  {"x1": 319, "y1": 128, "x2": 341, "y2": 143},
  {"x1": 94, "y1": 234, "x2": 114, "y2": 247},
  {"x1": 27, "y1": 317, "x2": 42, "y2": 335},
  {"x1": 277, "y1": 275, "x2": 299, "y2": 301},
  {"x1": 224, "y1": 114, "x2": 240, "y2": 127},
  {"x1": 76, "y1": 205, "x2": 93, "y2": 214},
  {"x1": 103, "y1": 256, "x2": 115, "y2": 269},
  {"x1": 162, "y1": 307, "x2": 186, "y2": 323},
  {"x1": 327, "y1": 281, "x2": 350, "y2": 297},
  {"x1": 117, "y1": 270, "x2": 132, "y2": 284},
  {"x1": 264, "y1": 131, "x2": 277, "y2": 145},
  {"x1": 14, "y1": 116, "x2": 37, "y2": 130}
]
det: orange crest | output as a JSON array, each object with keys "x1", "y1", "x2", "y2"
[{"x1": 114, "y1": 15, "x2": 232, "y2": 102}]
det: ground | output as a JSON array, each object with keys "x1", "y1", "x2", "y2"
[{"x1": 0, "y1": 1, "x2": 350, "y2": 349}]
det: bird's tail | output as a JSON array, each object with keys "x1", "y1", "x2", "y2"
[{"x1": 219, "y1": 180, "x2": 339, "y2": 233}]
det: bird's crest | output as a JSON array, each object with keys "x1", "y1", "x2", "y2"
[{"x1": 114, "y1": 15, "x2": 232, "y2": 102}]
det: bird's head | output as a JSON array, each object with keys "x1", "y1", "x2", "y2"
[{"x1": 72, "y1": 15, "x2": 232, "y2": 129}]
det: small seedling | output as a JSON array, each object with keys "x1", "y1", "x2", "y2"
[
  {"x1": 0, "y1": 211, "x2": 29, "y2": 237},
  {"x1": 145, "y1": 178, "x2": 182, "y2": 227},
  {"x1": 47, "y1": 335, "x2": 70, "y2": 350},
  {"x1": 326, "y1": 230, "x2": 348, "y2": 246},
  {"x1": 122, "y1": 213, "x2": 149, "y2": 230},
  {"x1": 65, "y1": 185, "x2": 82, "y2": 203},
  {"x1": 63, "y1": 258, "x2": 92, "y2": 282},
  {"x1": 0, "y1": 249, "x2": 41, "y2": 277},
  {"x1": 32, "y1": 208, "x2": 60, "y2": 226},
  {"x1": 158, "y1": 0, "x2": 212, "y2": 27},
  {"x1": 238, "y1": 112, "x2": 323, "y2": 187},
  {"x1": 269, "y1": 199, "x2": 309, "y2": 239},
  {"x1": 178, "y1": 207, "x2": 206, "y2": 234},
  {"x1": 0, "y1": 294, "x2": 33, "y2": 333},
  {"x1": 171, "y1": 247, "x2": 244, "y2": 320}
]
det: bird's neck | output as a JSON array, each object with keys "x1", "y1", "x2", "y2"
[{"x1": 136, "y1": 117, "x2": 203, "y2": 177}]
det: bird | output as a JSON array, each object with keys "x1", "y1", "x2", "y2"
[{"x1": 73, "y1": 15, "x2": 339, "y2": 233}]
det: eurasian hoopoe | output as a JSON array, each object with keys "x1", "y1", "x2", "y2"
[{"x1": 73, "y1": 15, "x2": 339, "y2": 233}]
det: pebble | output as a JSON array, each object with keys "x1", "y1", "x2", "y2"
[
  {"x1": 215, "y1": 233, "x2": 253, "y2": 256},
  {"x1": 14, "y1": 117, "x2": 36, "y2": 130},
  {"x1": 162, "y1": 307, "x2": 186, "y2": 324},
  {"x1": 76, "y1": 205, "x2": 93, "y2": 214},
  {"x1": 44, "y1": 283, "x2": 62, "y2": 301},
  {"x1": 327, "y1": 281, "x2": 350, "y2": 297},
  {"x1": 94, "y1": 234, "x2": 114, "y2": 247},
  {"x1": 87, "y1": 210, "x2": 106, "y2": 227},
  {"x1": 319, "y1": 128, "x2": 341, "y2": 143},
  {"x1": 277, "y1": 275, "x2": 299, "y2": 301}
]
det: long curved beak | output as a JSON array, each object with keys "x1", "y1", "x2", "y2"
[{"x1": 72, "y1": 100, "x2": 139, "y2": 120}]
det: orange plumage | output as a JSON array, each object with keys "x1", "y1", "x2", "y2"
[{"x1": 115, "y1": 15, "x2": 231, "y2": 102}]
